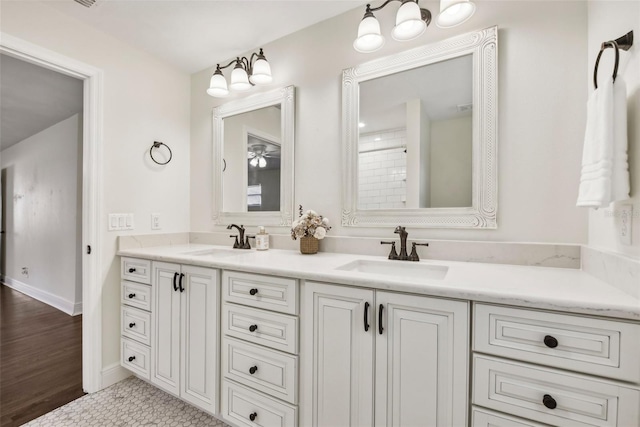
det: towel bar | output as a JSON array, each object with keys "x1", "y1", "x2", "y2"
[{"x1": 594, "y1": 30, "x2": 633, "y2": 89}]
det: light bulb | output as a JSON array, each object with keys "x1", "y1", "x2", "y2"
[
  {"x1": 436, "y1": 0, "x2": 476, "y2": 28},
  {"x1": 250, "y1": 157, "x2": 258, "y2": 167},
  {"x1": 353, "y1": 13, "x2": 385, "y2": 53},
  {"x1": 392, "y1": 1, "x2": 426, "y2": 41},
  {"x1": 258, "y1": 157, "x2": 267, "y2": 168}
]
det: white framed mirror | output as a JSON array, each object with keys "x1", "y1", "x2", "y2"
[
  {"x1": 342, "y1": 26, "x2": 497, "y2": 228},
  {"x1": 212, "y1": 85, "x2": 295, "y2": 226}
]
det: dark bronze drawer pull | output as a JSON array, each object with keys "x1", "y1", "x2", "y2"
[
  {"x1": 543, "y1": 394, "x2": 557, "y2": 409},
  {"x1": 128, "y1": 293, "x2": 136, "y2": 299},
  {"x1": 249, "y1": 412, "x2": 257, "y2": 422},
  {"x1": 128, "y1": 267, "x2": 136, "y2": 273},
  {"x1": 544, "y1": 335, "x2": 558, "y2": 348},
  {"x1": 129, "y1": 322, "x2": 136, "y2": 328},
  {"x1": 249, "y1": 366, "x2": 258, "y2": 375},
  {"x1": 249, "y1": 288, "x2": 259, "y2": 296},
  {"x1": 249, "y1": 324, "x2": 258, "y2": 332},
  {"x1": 128, "y1": 356, "x2": 136, "y2": 362}
]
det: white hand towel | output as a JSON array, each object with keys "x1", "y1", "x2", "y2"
[{"x1": 576, "y1": 76, "x2": 629, "y2": 208}]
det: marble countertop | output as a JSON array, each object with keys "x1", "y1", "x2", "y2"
[{"x1": 118, "y1": 244, "x2": 640, "y2": 321}]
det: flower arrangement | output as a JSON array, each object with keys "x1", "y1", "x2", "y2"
[{"x1": 291, "y1": 205, "x2": 331, "y2": 240}]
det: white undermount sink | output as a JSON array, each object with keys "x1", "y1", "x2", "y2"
[
  {"x1": 181, "y1": 248, "x2": 238, "y2": 257},
  {"x1": 335, "y1": 259, "x2": 449, "y2": 280}
]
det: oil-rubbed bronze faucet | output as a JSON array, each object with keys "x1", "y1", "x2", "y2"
[
  {"x1": 380, "y1": 226, "x2": 429, "y2": 261},
  {"x1": 227, "y1": 224, "x2": 253, "y2": 249}
]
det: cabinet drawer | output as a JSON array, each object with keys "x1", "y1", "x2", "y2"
[
  {"x1": 121, "y1": 338, "x2": 150, "y2": 380},
  {"x1": 121, "y1": 257, "x2": 151, "y2": 285},
  {"x1": 474, "y1": 304, "x2": 640, "y2": 383},
  {"x1": 223, "y1": 271, "x2": 297, "y2": 315},
  {"x1": 221, "y1": 380, "x2": 297, "y2": 427},
  {"x1": 472, "y1": 407, "x2": 549, "y2": 427},
  {"x1": 473, "y1": 355, "x2": 640, "y2": 427},
  {"x1": 121, "y1": 281, "x2": 152, "y2": 311},
  {"x1": 223, "y1": 303, "x2": 298, "y2": 354},
  {"x1": 121, "y1": 306, "x2": 151, "y2": 346},
  {"x1": 222, "y1": 337, "x2": 298, "y2": 404}
]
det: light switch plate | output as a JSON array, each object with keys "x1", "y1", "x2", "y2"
[
  {"x1": 620, "y1": 204, "x2": 632, "y2": 245},
  {"x1": 151, "y1": 213, "x2": 161, "y2": 230},
  {"x1": 108, "y1": 213, "x2": 135, "y2": 231}
]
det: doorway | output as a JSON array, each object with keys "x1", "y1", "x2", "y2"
[{"x1": 0, "y1": 33, "x2": 103, "y2": 399}]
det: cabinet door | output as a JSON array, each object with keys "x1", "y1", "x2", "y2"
[
  {"x1": 302, "y1": 282, "x2": 374, "y2": 427},
  {"x1": 151, "y1": 261, "x2": 181, "y2": 396},
  {"x1": 375, "y1": 292, "x2": 469, "y2": 427},
  {"x1": 180, "y1": 265, "x2": 218, "y2": 414}
]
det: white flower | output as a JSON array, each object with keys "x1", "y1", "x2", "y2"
[
  {"x1": 313, "y1": 227, "x2": 327, "y2": 240},
  {"x1": 322, "y1": 217, "x2": 330, "y2": 226},
  {"x1": 306, "y1": 210, "x2": 317, "y2": 217}
]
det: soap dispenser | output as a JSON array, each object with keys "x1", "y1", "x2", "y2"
[{"x1": 256, "y1": 226, "x2": 269, "y2": 251}]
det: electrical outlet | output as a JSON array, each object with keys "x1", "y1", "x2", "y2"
[
  {"x1": 21, "y1": 267, "x2": 29, "y2": 278},
  {"x1": 151, "y1": 213, "x2": 161, "y2": 230},
  {"x1": 620, "y1": 204, "x2": 632, "y2": 245}
]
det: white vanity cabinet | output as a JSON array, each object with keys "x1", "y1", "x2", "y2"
[
  {"x1": 220, "y1": 270, "x2": 300, "y2": 427},
  {"x1": 120, "y1": 257, "x2": 153, "y2": 380},
  {"x1": 472, "y1": 303, "x2": 640, "y2": 427},
  {"x1": 150, "y1": 261, "x2": 219, "y2": 415},
  {"x1": 301, "y1": 281, "x2": 469, "y2": 427}
]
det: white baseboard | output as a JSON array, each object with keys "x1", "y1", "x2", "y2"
[
  {"x1": 72, "y1": 301, "x2": 83, "y2": 316},
  {"x1": 2, "y1": 275, "x2": 78, "y2": 316},
  {"x1": 101, "y1": 362, "x2": 131, "y2": 389}
]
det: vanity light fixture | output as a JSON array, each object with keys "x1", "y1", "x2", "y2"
[
  {"x1": 353, "y1": 0, "x2": 476, "y2": 53},
  {"x1": 207, "y1": 48, "x2": 272, "y2": 98}
]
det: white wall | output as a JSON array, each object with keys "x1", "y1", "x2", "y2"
[
  {"x1": 587, "y1": 1, "x2": 640, "y2": 259},
  {"x1": 1, "y1": 2, "x2": 191, "y2": 372},
  {"x1": 191, "y1": 1, "x2": 588, "y2": 244},
  {"x1": 430, "y1": 115, "x2": 473, "y2": 208},
  {"x1": 1, "y1": 114, "x2": 82, "y2": 314}
]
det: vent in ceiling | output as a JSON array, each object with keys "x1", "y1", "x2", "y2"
[{"x1": 74, "y1": 0, "x2": 96, "y2": 7}]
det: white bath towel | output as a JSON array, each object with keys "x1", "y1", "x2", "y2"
[{"x1": 577, "y1": 76, "x2": 630, "y2": 208}]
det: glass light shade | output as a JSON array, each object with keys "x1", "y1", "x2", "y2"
[
  {"x1": 250, "y1": 157, "x2": 258, "y2": 167},
  {"x1": 392, "y1": 1, "x2": 426, "y2": 41},
  {"x1": 250, "y1": 58, "x2": 272, "y2": 85},
  {"x1": 436, "y1": 0, "x2": 476, "y2": 28},
  {"x1": 258, "y1": 157, "x2": 267, "y2": 168},
  {"x1": 230, "y1": 66, "x2": 251, "y2": 91},
  {"x1": 206, "y1": 72, "x2": 229, "y2": 98},
  {"x1": 353, "y1": 15, "x2": 385, "y2": 53}
]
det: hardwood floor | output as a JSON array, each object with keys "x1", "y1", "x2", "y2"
[{"x1": 0, "y1": 285, "x2": 85, "y2": 427}]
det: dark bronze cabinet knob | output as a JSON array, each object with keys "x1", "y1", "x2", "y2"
[
  {"x1": 128, "y1": 268, "x2": 136, "y2": 273},
  {"x1": 544, "y1": 335, "x2": 558, "y2": 348},
  {"x1": 249, "y1": 412, "x2": 257, "y2": 422},
  {"x1": 129, "y1": 322, "x2": 136, "y2": 328},
  {"x1": 542, "y1": 394, "x2": 557, "y2": 409},
  {"x1": 249, "y1": 366, "x2": 258, "y2": 375},
  {"x1": 249, "y1": 324, "x2": 258, "y2": 332},
  {"x1": 128, "y1": 293, "x2": 136, "y2": 299},
  {"x1": 128, "y1": 356, "x2": 136, "y2": 362},
  {"x1": 249, "y1": 288, "x2": 259, "y2": 296}
]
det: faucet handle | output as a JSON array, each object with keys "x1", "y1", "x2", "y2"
[
  {"x1": 244, "y1": 235, "x2": 255, "y2": 249},
  {"x1": 408, "y1": 242, "x2": 429, "y2": 262},
  {"x1": 381, "y1": 241, "x2": 399, "y2": 260},
  {"x1": 229, "y1": 234, "x2": 240, "y2": 249}
]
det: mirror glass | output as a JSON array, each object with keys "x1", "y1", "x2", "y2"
[
  {"x1": 222, "y1": 105, "x2": 282, "y2": 212},
  {"x1": 358, "y1": 54, "x2": 472, "y2": 210},
  {"x1": 342, "y1": 27, "x2": 497, "y2": 228},
  {"x1": 213, "y1": 86, "x2": 295, "y2": 226}
]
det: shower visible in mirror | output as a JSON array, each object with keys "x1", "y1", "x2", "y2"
[{"x1": 358, "y1": 54, "x2": 472, "y2": 210}]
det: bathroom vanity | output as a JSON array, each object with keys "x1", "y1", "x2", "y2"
[{"x1": 118, "y1": 245, "x2": 640, "y2": 427}]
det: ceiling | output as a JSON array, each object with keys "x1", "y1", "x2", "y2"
[
  {"x1": 0, "y1": 54, "x2": 84, "y2": 151},
  {"x1": 359, "y1": 54, "x2": 473, "y2": 135},
  {"x1": 45, "y1": 0, "x2": 366, "y2": 74}
]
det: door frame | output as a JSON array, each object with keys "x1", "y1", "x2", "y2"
[{"x1": 0, "y1": 32, "x2": 104, "y2": 393}]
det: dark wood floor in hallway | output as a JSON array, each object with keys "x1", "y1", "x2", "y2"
[{"x1": 0, "y1": 285, "x2": 84, "y2": 426}]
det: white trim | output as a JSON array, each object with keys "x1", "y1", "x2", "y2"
[
  {"x1": 73, "y1": 301, "x2": 83, "y2": 316},
  {"x1": 1, "y1": 275, "x2": 78, "y2": 316},
  {"x1": 0, "y1": 32, "x2": 104, "y2": 393},
  {"x1": 341, "y1": 26, "x2": 498, "y2": 229},
  {"x1": 101, "y1": 362, "x2": 132, "y2": 389}
]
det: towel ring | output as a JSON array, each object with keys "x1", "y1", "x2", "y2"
[
  {"x1": 593, "y1": 30, "x2": 634, "y2": 89},
  {"x1": 149, "y1": 141, "x2": 172, "y2": 165}
]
